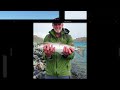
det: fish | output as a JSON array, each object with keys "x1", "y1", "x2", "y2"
[{"x1": 35, "y1": 42, "x2": 86, "y2": 56}]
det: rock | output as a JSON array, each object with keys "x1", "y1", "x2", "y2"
[
  {"x1": 33, "y1": 43, "x2": 47, "y2": 79},
  {"x1": 40, "y1": 56, "x2": 44, "y2": 60},
  {"x1": 34, "y1": 50, "x2": 43, "y2": 58},
  {"x1": 33, "y1": 55, "x2": 39, "y2": 59},
  {"x1": 74, "y1": 37, "x2": 86, "y2": 42},
  {"x1": 33, "y1": 76, "x2": 37, "y2": 79},
  {"x1": 38, "y1": 62, "x2": 46, "y2": 71},
  {"x1": 38, "y1": 72, "x2": 44, "y2": 79},
  {"x1": 41, "y1": 60, "x2": 46, "y2": 63},
  {"x1": 71, "y1": 61, "x2": 87, "y2": 79}
]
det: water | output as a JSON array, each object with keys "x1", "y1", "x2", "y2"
[
  {"x1": 74, "y1": 42, "x2": 87, "y2": 47},
  {"x1": 71, "y1": 41, "x2": 87, "y2": 79},
  {"x1": 73, "y1": 41, "x2": 87, "y2": 62}
]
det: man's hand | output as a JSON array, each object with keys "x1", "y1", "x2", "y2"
[
  {"x1": 43, "y1": 44, "x2": 55, "y2": 58},
  {"x1": 63, "y1": 46, "x2": 74, "y2": 56}
]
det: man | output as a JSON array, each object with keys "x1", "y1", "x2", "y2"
[{"x1": 43, "y1": 18, "x2": 75, "y2": 79}]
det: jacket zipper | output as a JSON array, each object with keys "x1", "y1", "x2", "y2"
[{"x1": 56, "y1": 39, "x2": 58, "y2": 76}]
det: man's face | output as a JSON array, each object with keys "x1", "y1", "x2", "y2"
[{"x1": 52, "y1": 23, "x2": 63, "y2": 33}]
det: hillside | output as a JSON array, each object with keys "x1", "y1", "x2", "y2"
[
  {"x1": 33, "y1": 35, "x2": 43, "y2": 44},
  {"x1": 74, "y1": 37, "x2": 87, "y2": 42}
]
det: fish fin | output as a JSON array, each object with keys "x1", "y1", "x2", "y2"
[{"x1": 75, "y1": 47, "x2": 86, "y2": 56}]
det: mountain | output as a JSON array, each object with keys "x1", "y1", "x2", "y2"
[
  {"x1": 74, "y1": 37, "x2": 87, "y2": 42},
  {"x1": 33, "y1": 35, "x2": 43, "y2": 44}
]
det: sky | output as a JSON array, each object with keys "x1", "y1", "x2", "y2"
[
  {"x1": 0, "y1": 11, "x2": 59, "y2": 19},
  {"x1": 65, "y1": 11, "x2": 87, "y2": 19},
  {"x1": 0, "y1": 11, "x2": 87, "y2": 20},
  {"x1": 33, "y1": 23, "x2": 87, "y2": 39}
]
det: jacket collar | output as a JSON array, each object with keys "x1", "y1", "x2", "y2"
[{"x1": 49, "y1": 28, "x2": 70, "y2": 38}]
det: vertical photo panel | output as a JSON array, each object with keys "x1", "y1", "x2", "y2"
[{"x1": 33, "y1": 22, "x2": 87, "y2": 79}]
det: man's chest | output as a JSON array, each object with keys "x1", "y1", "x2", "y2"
[{"x1": 49, "y1": 37, "x2": 68, "y2": 44}]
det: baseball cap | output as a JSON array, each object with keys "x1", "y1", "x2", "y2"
[{"x1": 52, "y1": 18, "x2": 63, "y2": 24}]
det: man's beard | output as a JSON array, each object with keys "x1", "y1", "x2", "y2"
[{"x1": 54, "y1": 29, "x2": 62, "y2": 34}]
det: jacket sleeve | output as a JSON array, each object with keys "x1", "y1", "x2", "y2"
[
  {"x1": 63, "y1": 35, "x2": 75, "y2": 60},
  {"x1": 44, "y1": 34, "x2": 50, "y2": 42}
]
